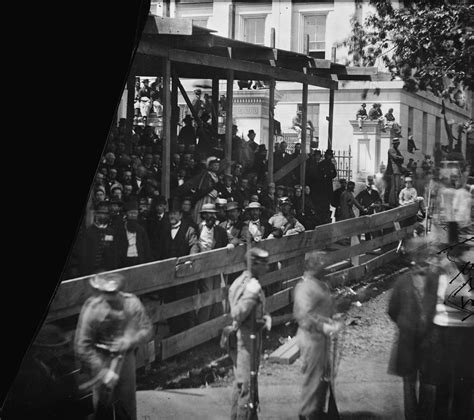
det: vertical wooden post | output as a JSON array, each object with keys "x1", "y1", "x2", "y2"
[
  {"x1": 171, "y1": 74, "x2": 178, "y2": 152},
  {"x1": 328, "y1": 89, "x2": 334, "y2": 151},
  {"x1": 126, "y1": 73, "x2": 135, "y2": 144},
  {"x1": 225, "y1": 69, "x2": 234, "y2": 175},
  {"x1": 162, "y1": 58, "x2": 171, "y2": 200},
  {"x1": 300, "y1": 83, "x2": 308, "y2": 210},
  {"x1": 305, "y1": 34, "x2": 310, "y2": 55},
  {"x1": 212, "y1": 77, "x2": 219, "y2": 135},
  {"x1": 268, "y1": 79, "x2": 276, "y2": 184},
  {"x1": 270, "y1": 28, "x2": 276, "y2": 48},
  {"x1": 228, "y1": 3, "x2": 235, "y2": 40}
]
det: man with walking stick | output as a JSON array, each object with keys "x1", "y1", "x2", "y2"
[
  {"x1": 293, "y1": 251, "x2": 344, "y2": 420},
  {"x1": 228, "y1": 246, "x2": 272, "y2": 419},
  {"x1": 74, "y1": 271, "x2": 153, "y2": 420}
]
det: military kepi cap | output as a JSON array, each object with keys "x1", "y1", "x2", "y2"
[{"x1": 247, "y1": 247, "x2": 269, "y2": 262}]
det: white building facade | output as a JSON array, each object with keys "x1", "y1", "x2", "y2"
[{"x1": 146, "y1": 0, "x2": 471, "y2": 179}]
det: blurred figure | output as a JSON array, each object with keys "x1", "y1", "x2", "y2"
[{"x1": 293, "y1": 251, "x2": 344, "y2": 420}]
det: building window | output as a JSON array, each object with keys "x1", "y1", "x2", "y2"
[
  {"x1": 243, "y1": 16, "x2": 266, "y2": 45},
  {"x1": 303, "y1": 15, "x2": 326, "y2": 58}
]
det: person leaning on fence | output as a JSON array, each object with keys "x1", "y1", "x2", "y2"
[
  {"x1": 74, "y1": 271, "x2": 153, "y2": 420},
  {"x1": 227, "y1": 247, "x2": 272, "y2": 420},
  {"x1": 293, "y1": 251, "x2": 344, "y2": 420}
]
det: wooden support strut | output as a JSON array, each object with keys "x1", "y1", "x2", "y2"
[
  {"x1": 225, "y1": 69, "x2": 234, "y2": 175},
  {"x1": 300, "y1": 83, "x2": 308, "y2": 210},
  {"x1": 268, "y1": 79, "x2": 275, "y2": 183},
  {"x1": 162, "y1": 58, "x2": 171, "y2": 200}
]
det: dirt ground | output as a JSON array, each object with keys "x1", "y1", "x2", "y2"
[{"x1": 136, "y1": 258, "x2": 406, "y2": 391}]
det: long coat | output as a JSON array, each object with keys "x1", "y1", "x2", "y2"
[
  {"x1": 116, "y1": 223, "x2": 152, "y2": 267},
  {"x1": 293, "y1": 275, "x2": 335, "y2": 417},
  {"x1": 387, "y1": 269, "x2": 438, "y2": 377},
  {"x1": 228, "y1": 270, "x2": 266, "y2": 384}
]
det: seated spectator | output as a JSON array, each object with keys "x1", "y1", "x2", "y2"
[
  {"x1": 215, "y1": 197, "x2": 228, "y2": 224},
  {"x1": 132, "y1": 165, "x2": 147, "y2": 195},
  {"x1": 93, "y1": 186, "x2": 107, "y2": 208},
  {"x1": 217, "y1": 174, "x2": 237, "y2": 201},
  {"x1": 261, "y1": 182, "x2": 277, "y2": 219},
  {"x1": 105, "y1": 168, "x2": 119, "y2": 194},
  {"x1": 123, "y1": 184, "x2": 134, "y2": 201},
  {"x1": 399, "y1": 177, "x2": 426, "y2": 215},
  {"x1": 356, "y1": 103, "x2": 368, "y2": 129},
  {"x1": 117, "y1": 199, "x2": 152, "y2": 268},
  {"x1": 234, "y1": 177, "x2": 251, "y2": 207},
  {"x1": 268, "y1": 197, "x2": 305, "y2": 239},
  {"x1": 110, "y1": 184, "x2": 123, "y2": 202},
  {"x1": 180, "y1": 196, "x2": 198, "y2": 229},
  {"x1": 108, "y1": 198, "x2": 124, "y2": 230},
  {"x1": 243, "y1": 202, "x2": 271, "y2": 243},
  {"x1": 220, "y1": 201, "x2": 246, "y2": 246}
]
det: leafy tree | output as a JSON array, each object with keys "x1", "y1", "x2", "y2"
[{"x1": 339, "y1": 0, "x2": 473, "y2": 102}]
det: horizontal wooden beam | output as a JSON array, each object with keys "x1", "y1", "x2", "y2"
[
  {"x1": 143, "y1": 16, "x2": 193, "y2": 36},
  {"x1": 137, "y1": 40, "x2": 338, "y2": 89}
]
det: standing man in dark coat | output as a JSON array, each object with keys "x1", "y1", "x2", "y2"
[
  {"x1": 196, "y1": 203, "x2": 230, "y2": 324},
  {"x1": 228, "y1": 248, "x2": 272, "y2": 420},
  {"x1": 314, "y1": 150, "x2": 337, "y2": 225},
  {"x1": 331, "y1": 178, "x2": 347, "y2": 222},
  {"x1": 117, "y1": 200, "x2": 152, "y2": 268},
  {"x1": 386, "y1": 137, "x2": 405, "y2": 207},
  {"x1": 161, "y1": 204, "x2": 199, "y2": 334},
  {"x1": 246, "y1": 129, "x2": 259, "y2": 153},
  {"x1": 146, "y1": 195, "x2": 168, "y2": 261},
  {"x1": 178, "y1": 115, "x2": 196, "y2": 147},
  {"x1": 72, "y1": 202, "x2": 120, "y2": 277}
]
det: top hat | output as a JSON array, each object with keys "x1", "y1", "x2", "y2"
[
  {"x1": 183, "y1": 115, "x2": 193, "y2": 122},
  {"x1": 199, "y1": 203, "x2": 217, "y2": 213},
  {"x1": 248, "y1": 129, "x2": 256, "y2": 135},
  {"x1": 123, "y1": 199, "x2": 139, "y2": 212},
  {"x1": 89, "y1": 272, "x2": 125, "y2": 293},
  {"x1": 215, "y1": 198, "x2": 228, "y2": 206}
]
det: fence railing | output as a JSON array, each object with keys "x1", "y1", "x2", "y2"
[{"x1": 47, "y1": 203, "x2": 418, "y2": 367}]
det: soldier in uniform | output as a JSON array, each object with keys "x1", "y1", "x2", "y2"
[
  {"x1": 228, "y1": 248, "x2": 272, "y2": 420},
  {"x1": 74, "y1": 272, "x2": 153, "y2": 420},
  {"x1": 293, "y1": 251, "x2": 344, "y2": 420}
]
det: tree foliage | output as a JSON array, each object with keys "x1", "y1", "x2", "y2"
[{"x1": 339, "y1": 0, "x2": 474, "y2": 100}]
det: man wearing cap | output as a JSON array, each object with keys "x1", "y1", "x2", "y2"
[
  {"x1": 191, "y1": 88, "x2": 205, "y2": 118},
  {"x1": 386, "y1": 137, "x2": 405, "y2": 207},
  {"x1": 293, "y1": 251, "x2": 344, "y2": 420},
  {"x1": 117, "y1": 199, "x2": 152, "y2": 268},
  {"x1": 71, "y1": 202, "x2": 120, "y2": 277},
  {"x1": 243, "y1": 202, "x2": 271, "y2": 243},
  {"x1": 268, "y1": 197, "x2": 305, "y2": 239},
  {"x1": 178, "y1": 115, "x2": 196, "y2": 147},
  {"x1": 196, "y1": 203, "x2": 230, "y2": 323},
  {"x1": 228, "y1": 248, "x2": 272, "y2": 420},
  {"x1": 75, "y1": 272, "x2": 153, "y2": 420}
]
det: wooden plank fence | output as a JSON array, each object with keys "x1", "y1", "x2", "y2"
[{"x1": 45, "y1": 203, "x2": 419, "y2": 367}]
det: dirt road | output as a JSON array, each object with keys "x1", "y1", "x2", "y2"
[{"x1": 137, "y1": 286, "x2": 406, "y2": 419}]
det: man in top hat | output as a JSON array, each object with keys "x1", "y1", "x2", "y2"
[
  {"x1": 247, "y1": 129, "x2": 258, "y2": 153},
  {"x1": 221, "y1": 201, "x2": 246, "y2": 246},
  {"x1": 178, "y1": 115, "x2": 196, "y2": 147},
  {"x1": 243, "y1": 202, "x2": 271, "y2": 243},
  {"x1": 386, "y1": 137, "x2": 405, "y2": 207},
  {"x1": 117, "y1": 199, "x2": 152, "y2": 268},
  {"x1": 293, "y1": 251, "x2": 344, "y2": 420},
  {"x1": 228, "y1": 248, "x2": 272, "y2": 420},
  {"x1": 268, "y1": 197, "x2": 305, "y2": 239},
  {"x1": 71, "y1": 202, "x2": 120, "y2": 277},
  {"x1": 196, "y1": 203, "x2": 230, "y2": 323},
  {"x1": 75, "y1": 272, "x2": 153, "y2": 420}
]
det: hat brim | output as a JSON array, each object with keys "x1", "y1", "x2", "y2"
[
  {"x1": 199, "y1": 209, "x2": 217, "y2": 213},
  {"x1": 89, "y1": 276, "x2": 122, "y2": 293},
  {"x1": 245, "y1": 205, "x2": 263, "y2": 210}
]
